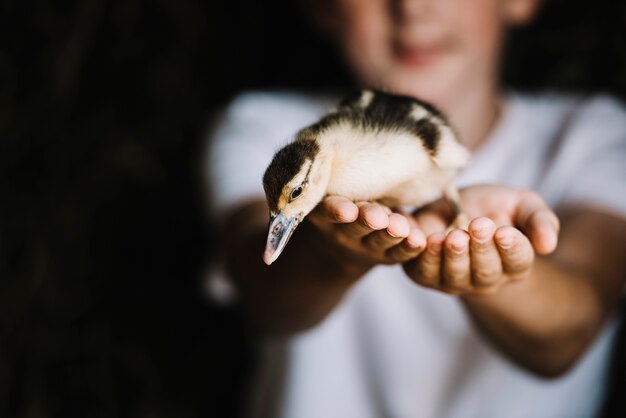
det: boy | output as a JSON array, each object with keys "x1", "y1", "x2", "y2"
[{"x1": 209, "y1": 0, "x2": 626, "y2": 416}]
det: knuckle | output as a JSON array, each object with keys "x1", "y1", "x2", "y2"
[
  {"x1": 471, "y1": 266, "x2": 502, "y2": 284},
  {"x1": 472, "y1": 274, "x2": 497, "y2": 287},
  {"x1": 504, "y1": 258, "x2": 530, "y2": 274},
  {"x1": 443, "y1": 270, "x2": 468, "y2": 287},
  {"x1": 445, "y1": 249, "x2": 467, "y2": 261},
  {"x1": 470, "y1": 240, "x2": 493, "y2": 254}
]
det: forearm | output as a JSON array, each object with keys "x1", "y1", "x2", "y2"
[
  {"x1": 462, "y1": 258, "x2": 608, "y2": 377},
  {"x1": 462, "y1": 209, "x2": 626, "y2": 377},
  {"x1": 224, "y1": 201, "x2": 369, "y2": 336}
]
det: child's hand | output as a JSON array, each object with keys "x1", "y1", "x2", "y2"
[
  {"x1": 306, "y1": 196, "x2": 427, "y2": 267},
  {"x1": 403, "y1": 185, "x2": 560, "y2": 296}
]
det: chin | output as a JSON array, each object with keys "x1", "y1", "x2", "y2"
[
  {"x1": 353, "y1": 54, "x2": 463, "y2": 108},
  {"x1": 372, "y1": 75, "x2": 447, "y2": 107}
]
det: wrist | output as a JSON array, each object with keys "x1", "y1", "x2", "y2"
[{"x1": 460, "y1": 271, "x2": 533, "y2": 306}]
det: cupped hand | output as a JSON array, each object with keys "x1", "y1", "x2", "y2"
[
  {"x1": 403, "y1": 185, "x2": 560, "y2": 296},
  {"x1": 307, "y1": 195, "x2": 427, "y2": 267}
]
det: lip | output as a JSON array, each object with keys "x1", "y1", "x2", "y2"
[{"x1": 392, "y1": 40, "x2": 446, "y2": 67}]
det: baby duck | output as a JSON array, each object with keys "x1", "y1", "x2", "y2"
[{"x1": 262, "y1": 90, "x2": 471, "y2": 265}]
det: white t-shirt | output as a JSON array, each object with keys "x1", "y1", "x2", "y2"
[{"x1": 207, "y1": 91, "x2": 626, "y2": 418}]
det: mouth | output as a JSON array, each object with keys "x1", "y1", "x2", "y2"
[
  {"x1": 262, "y1": 212, "x2": 302, "y2": 265},
  {"x1": 392, "y1": 40, "x2": 447, "y2": 67}
]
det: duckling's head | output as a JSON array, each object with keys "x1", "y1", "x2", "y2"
[{"x1": 262, "y1": 137, "x2": 331, "y2": 265}]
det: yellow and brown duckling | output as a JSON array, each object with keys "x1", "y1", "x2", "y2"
[{"x1": 262, "y1": 89, "x2": 470, "y2": 265}]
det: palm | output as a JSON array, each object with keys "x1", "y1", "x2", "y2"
[{"x1": 402, "y1": 184, "x2": 560, "y2": 295}]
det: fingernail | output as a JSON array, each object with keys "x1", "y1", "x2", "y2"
[
  {"x1": 449, "y1": 241, "x2": 467, "y2": 254},
  {"x1": 406, "y1": 239, "x2": 422, "y2": 250},
  {"x1": 365, "y1": 219, "x2": 387, "y2": 230},
  {"x1": 471, "y1": 227, "x2": 492, "y2": 241},
  {"x1": 498, "y1": 235, "x2": 515, "y2": 248},
  {"x1": 336, "y1": 212, "x2": 354, "y2": 223},
  {"x1": 427, "y1": 241, "x2": 441, "y2": 253}
]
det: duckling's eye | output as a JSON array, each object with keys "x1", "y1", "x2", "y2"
[{"x1": 290, "y1": 186, "x2": 303, "y2": 200}]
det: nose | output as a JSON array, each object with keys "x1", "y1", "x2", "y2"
[{"x1": 391, "y1": 0, "x2": 433, "y2": 22}]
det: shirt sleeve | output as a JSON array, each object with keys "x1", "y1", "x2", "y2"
[{"x1": 550, "y1": 95, "x2": 626, "y2": 218}]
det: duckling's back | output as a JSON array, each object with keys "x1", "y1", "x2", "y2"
[{"x1": 311, "y1": 90, "x2": 471, "y2": 206}]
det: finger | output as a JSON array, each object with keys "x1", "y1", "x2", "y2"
[
  {"x1": 386, "y1": 213, "x2": 411, "y2": 238},
  {"x1": 526, "y1": 209, "x2": 559, "y2": 254},
  {"x1": 408, "y1": 232, "x2": 445, "y2": 288},
  {"x1": 514, "y1": 192, "x2": 560, "y2": 254},
  {"x1": 494, "y1": 226, "x2": 534, "y2": 277},
  {"x1": 413, "y1": 210, "x2": 448, "y2": 237},
  {"x1": 362, "y1": 214, "x2": 409, "y2": 250},
  {"x1": 310, "y1": 195, "x2": 358, "y2": 224},
  {"x1": 442, "y1": 229, "x2": 471, "y2": 292},
  {"x1": 341, "y1": 202, "x2": 390, "y2": 238},
  {"x1": 363, "y1": 230, "x2": 402, "y2": 251},
  {"x1": 468, "y1": 217, "x2": 502, "y2": 287},
  {"x1": 365, "y1": 201, "x2": 392, "y2": 216},
  {"x1": 386, "y1": 226, "x2": 427, "y2": 262},
  {"x1": 406, "y1": 224, "x2": 428, "y2": 249}
]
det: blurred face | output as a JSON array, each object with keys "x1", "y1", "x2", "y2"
[{"x1": 328, "y1": 0, "x2": 535, "y2": 107}]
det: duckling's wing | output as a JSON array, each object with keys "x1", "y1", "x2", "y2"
[{"x1": 428, "y1": 124, "x2": 471, "y2": 169}]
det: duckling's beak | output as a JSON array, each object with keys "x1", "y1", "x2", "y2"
[{"x1": 263, "y1": 212, "x2": 300, "y2": 265}]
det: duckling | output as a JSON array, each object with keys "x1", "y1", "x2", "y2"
[{"x1": 262, "y1": 90, "x2": 471, "y2": 265}]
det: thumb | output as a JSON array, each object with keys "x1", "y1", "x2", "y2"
[{"x1": 514, "y1": 193, "x2": 560, "y2": 254}]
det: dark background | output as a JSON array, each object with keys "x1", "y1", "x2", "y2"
[{"x1": 1, "y1": 1, "x2": 625, "y2": 417}]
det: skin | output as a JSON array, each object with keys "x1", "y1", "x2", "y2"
[
  {"x1": 224, "y1": 198, "x2": 425, "y2": 335},
  {"x1": 315, "y1": 0, "x2": 540, "y2": 148},
  {"x1": 222, "y1": 0, "x2": 626, "y2": 377}
]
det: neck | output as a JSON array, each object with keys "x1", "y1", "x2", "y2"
[
  {"x1": 308, "y1": 144, "x2": 335, "y2": 195},
  {"x1": 438, "y1": 81, "x2": 502, "y2": 151}
]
